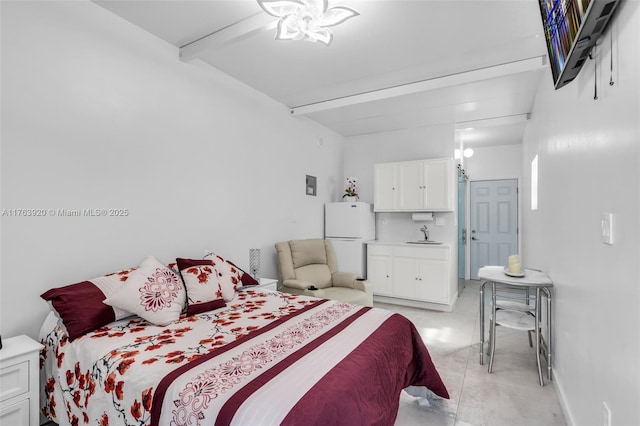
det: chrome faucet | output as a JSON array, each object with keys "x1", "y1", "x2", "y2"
[{"x1": 420, "y1": 225, "x2": 429, "y2": 241}]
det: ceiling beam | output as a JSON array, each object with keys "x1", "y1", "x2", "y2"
[
  {"x1": 456, "y1": 113, "x2": 531, "y2": 129},
  {"x1": 180, "y1": 13, "x2": 275, "y2": 62},
  {"x1": 290, "y1": 56, "x2": 546, "y2": 116}
]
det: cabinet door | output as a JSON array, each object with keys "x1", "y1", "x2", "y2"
[
  {"x1": 416, "y1": 259, "x2": 449, "y2": 303},
  {"x1": 424, "y1": 159, "x2": 451, "y2": 210},
  {"x1": 374, "y1": 163, "x2": 397, "y2": 211},
  {"x1": 398, "y1": 161, "x2": 424, "y2": 210},
  {"x1": 392, "y1": 256, "x2": 420, "y2": 299},
  {"x1": 367, "y1": 254, "x2": 393, "y2": 296}
]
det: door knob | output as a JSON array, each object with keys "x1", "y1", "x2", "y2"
[{"x1": 471, "y1": 236, "x2": 479, "y2": 241}]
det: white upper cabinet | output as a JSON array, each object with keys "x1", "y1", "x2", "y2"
[
  {"x1": 398, "y1": 161, "x2": 423, "y2": 210},
  {"x1": 423, "y1": 159, "x2": 451, "y2": 210},
  {"x1": 373, "y1": 163, "x2": 398, "y2": 211},
  {"x1": 374, "y1": 158, "x2": 454, "y2": 212}
]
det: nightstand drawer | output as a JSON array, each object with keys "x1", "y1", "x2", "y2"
[
  {"x1": 0, "y1": 360, "x2": 29, "y2": 402},
  {"x1": 0, "y1": 398, "x2": 30, "y2": 425}
]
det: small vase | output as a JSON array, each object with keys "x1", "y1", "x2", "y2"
[{"x1": 343, "y1": 196, "x2": 358, "y2": 202}]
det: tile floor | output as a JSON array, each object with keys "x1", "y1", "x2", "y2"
[{"x1": 386, "y1": 280, "x2": 567, "y2": 426}]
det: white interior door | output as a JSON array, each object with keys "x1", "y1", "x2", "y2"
[{"x1": 470, "y1": 179, "x2": 518, "y2": 280}]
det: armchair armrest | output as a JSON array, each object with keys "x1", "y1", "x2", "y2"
[
  {"x1": 332, "y1": 273, "x2": 372, "y2": 295},
  {"x1": 331, "y1": 272, "x2": 358, "y2": 288},
  {"x1": 282, "y1": 279, "x2": 316, "y2": 290},
  {"x1": 356, "y1": 280, "x2": 373, "y2": 295}
]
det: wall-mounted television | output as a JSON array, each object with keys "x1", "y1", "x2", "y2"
[{"x1": 538, "y1": 0, "x2": 620, "y2": 89}]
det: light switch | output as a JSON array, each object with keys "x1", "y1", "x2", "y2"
[
  {"x1": 435, "y1": 216, "x2": 445, "y2": 226},
  {"x1": 601, "y1": 213, "x2": 614, "y2": 245}
]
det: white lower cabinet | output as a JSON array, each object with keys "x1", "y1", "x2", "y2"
[
  {"x1": 367, "y1": 245, "x2": 394, "y2": 296},
  {"x1": 367, "y1": 244, "x2": 451, "y2": 305}
]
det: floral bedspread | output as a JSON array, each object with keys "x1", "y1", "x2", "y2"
[{"x1": 41, "y1": 290, "x2": 448, "y2": 426}]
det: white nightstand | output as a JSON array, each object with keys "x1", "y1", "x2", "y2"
[
  {"x1": 256, "y1": 278, "x2": 278, "y2": 292},
  {"x1": 0, "y1": 335, "x2": 43, "y2": 426}
]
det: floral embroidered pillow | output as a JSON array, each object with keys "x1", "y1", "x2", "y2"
[
  {"x1": 176, "y1": 258, "x2": 228, "y2": 315},
  {"x1": 104, "y1": 256, "x2": 186, "y2": 326},
  {"x1": 41, "y1": 266, "x2": 137, "y2": 341},
  {"x1": 201, "y1": 253, "x2": 243, "y2": 301},
  {"x1": 203, "y1": 251, "x2": 259, "y2": 289}
]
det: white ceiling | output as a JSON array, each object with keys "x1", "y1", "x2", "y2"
[{"x1": 93, "y1": 0, "x2": 550, "y2": 147}]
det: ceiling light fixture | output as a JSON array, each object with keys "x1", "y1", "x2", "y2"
[
  {"x1": 455, "y1": 148, "x2": 474, "y2": 159},
  {"x1": 257, "y1": 0, "x2": 359, "y2": 46}
]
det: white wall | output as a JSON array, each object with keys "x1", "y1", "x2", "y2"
[
  {"x1": 0, "y1": 1, "x2": 345, "y2": 340},
  {"x1": 343, "y1": 123, "x2": 457, "y2": 244},
  {"x1": 464, "y1": 144, "x2": 522, "y2": 181},
  {"x1": 521, "y1": 2, "x2": 640, "y2": 424}
]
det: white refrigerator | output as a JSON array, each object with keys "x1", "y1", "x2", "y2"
[{"x1": 324, "y1": 202, "x2": 375, "y2": 279}]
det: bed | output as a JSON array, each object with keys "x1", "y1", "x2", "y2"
[
  {"x1": 41, "y1": 289, "x2": 448, "y2": 425},
  {"x1": 40, "y1": 256, "x2": 448, "y2": 425}
]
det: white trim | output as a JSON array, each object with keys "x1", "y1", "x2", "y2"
[
  {"x1": 552, "y1": 370, "x2": 575, "y2": 426},
  {"x1": 373, "y1": 294, "x2": 456, "y2": 312}
]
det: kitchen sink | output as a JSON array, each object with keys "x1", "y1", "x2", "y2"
[{"x1": 406, "y1": 241, "x2": 443, "y2": 245}]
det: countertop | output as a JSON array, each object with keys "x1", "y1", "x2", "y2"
[{"x1": 366, "y1": 240, "x2": 450, "y2": 247}]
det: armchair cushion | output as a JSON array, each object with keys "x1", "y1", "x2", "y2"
[
  {"x1": 322, "y1": 287, "x2": 371, "y2": 306},
  {"x1": 282, "y1": 279, "x2": 316, "y2": 290},
  {"x1": 294, "y1": 264, "x2": 332, "y2": 289},
  {"x1": 289, "y1": 239, "x2": 328, "y2": 268}
]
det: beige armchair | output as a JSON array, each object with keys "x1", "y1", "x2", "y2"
[{"x1": 275, "y1": 239, "x2": 373, "y2": 307}]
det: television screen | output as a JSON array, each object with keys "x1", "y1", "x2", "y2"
[{"x1": 538, "y1": 0, "x2": 619, "y2": 89}]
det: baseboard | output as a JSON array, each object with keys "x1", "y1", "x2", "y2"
[
  {"x1": 552, "y1": 369, "x2": 575, "y2": 426},
  {"x1": 373, "y1": 295, "x2": 454, "y2": 312}
]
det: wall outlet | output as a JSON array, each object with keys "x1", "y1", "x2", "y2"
[
  {"x1": 603, "y1": 401, "x2": 612, "y2": 426},
  {"x1": 601, "y1": 213, "x2": 614, "y2": 245}
]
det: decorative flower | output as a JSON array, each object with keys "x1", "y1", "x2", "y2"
[
  {"x1": 343, "y1": 176, "x2": 358, "y2": 198},
  {"x1": 258, "y1": 0, "x2": 359, "y2": 46},
  {"x1": 139, "y1": 268, "x2": 181, "y2": 312}
]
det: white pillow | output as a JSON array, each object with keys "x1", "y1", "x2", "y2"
[
  {"x1": 104, "y1": 256, "x2": 186, "y2": 326},
  {"x1": 203, "y1": 252, "x2": 244, "y2": 301},
  {"x1": 176, "y1": 257, "x2": 227, "y2": 314}
]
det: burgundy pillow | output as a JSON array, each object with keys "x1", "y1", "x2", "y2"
[{"x1": 41, "y1": 267, "x2": 136, "y2": 341}]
